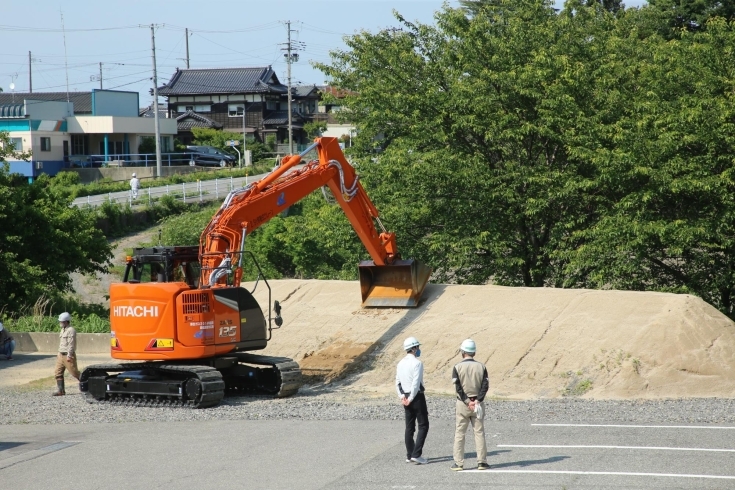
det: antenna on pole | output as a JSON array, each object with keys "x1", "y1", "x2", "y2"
[
  {"x1": 28, "y1": 51, "x2": 32, "y2": 94},
  {"x1": 90, "y1": 62, "x2": 103, "y2": 89},
  {"x1": 60, "y1": 10, "x2": 71, "y2": 114}
]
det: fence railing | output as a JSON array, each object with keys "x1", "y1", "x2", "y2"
[
  {"x1": 70, "y1": 152, "x2": 216, "y2": 169},
  {"x1": 77, "y1": 176, "x2": 243, "y2": 208}
]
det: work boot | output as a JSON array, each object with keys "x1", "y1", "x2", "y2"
[{"x1": 52, "y1": 379, "x2": 65, "y2": 396}]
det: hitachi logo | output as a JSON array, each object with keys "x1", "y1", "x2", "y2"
[{"x1": 113, "y1": 306, "x2": 159, "y2": 317}]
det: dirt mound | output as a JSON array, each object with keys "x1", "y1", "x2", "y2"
[{"x1": 248, "y1": 280, "x2": 735, "y2": 399}]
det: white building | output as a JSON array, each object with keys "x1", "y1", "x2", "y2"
[{"x1": 0, "y1": 90, "x2": 177, "y2": 181}]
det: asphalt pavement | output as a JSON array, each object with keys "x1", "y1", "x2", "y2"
[{"x1": 3, "y1": 417, "x2": 734, "y2": 489}]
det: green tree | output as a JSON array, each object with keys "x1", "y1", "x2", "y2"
[
  {"x1": 646, "y1": 0, "x2": 735, "y2": 33},
  {"x1": 0, "y1": 131, "x2": 112, "y2": 313},
  {"x1": 191, "y1": 127, "x2": 242, "y2": 158},
  {"x1": 564, "y1": 17, "x2": 735, "y2": 315},
  {"x1": 318, "y1": 0, "x2": 621, "y2": 286},
  {"x1": 304, "y1": 121, "x2": 327, "y2": 139}
]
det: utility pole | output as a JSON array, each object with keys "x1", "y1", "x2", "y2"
[
  {"x1": 185, "y1": 28, "x2": 190, "y2": 69},
  {"x1": 28, "y1": 51, "x2": 32, "y2": 93},
  {"x1": 99, "y1": 62, "x2": 103, "y2": 89},
  {"x1": 286, "y1": 20, "x2": 294, "y2": 155},
  {"x1": 151, "y1": 24, "x2": 162, "y2": 178},
  {"x1": 281, "y1": 21, "x2": 303, "y2": 155}
]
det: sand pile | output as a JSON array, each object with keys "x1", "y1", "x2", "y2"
[{"x1": 248, "y1": 280, "x2": 735, "y2": 399}]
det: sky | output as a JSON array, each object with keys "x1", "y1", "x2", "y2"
[{"x1": 0, "y1": 0, "x2": 646, "y2": 108}]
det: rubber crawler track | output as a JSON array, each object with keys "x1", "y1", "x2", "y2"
[{"x1": 80, "y1": 362, "x2": 225, "y2": 409}]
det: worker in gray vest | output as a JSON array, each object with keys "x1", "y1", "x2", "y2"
[{"x1": 450, "y1": 338, "x2": 489, "y2": 471}]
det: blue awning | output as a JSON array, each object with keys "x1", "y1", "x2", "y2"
[{"x1": 0, "y1": 104, "x2": 25, "y2": 118}]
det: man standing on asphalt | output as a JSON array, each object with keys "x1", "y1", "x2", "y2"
[
  {"x1": 396, "y1": 336, "x2": 429, "y2": 465},
  {"x1": 451, "y1": 338, "x2": 490, "y2": 471},
  {"x1": 0, "y1": 322, "x2": 15, "y2": 360},
  {"x1": 130, "y1": 172, "x2": 140, "y2": 200},
  {"x1": 53, "y1": 312, "x2": 80, "y2": 396}
]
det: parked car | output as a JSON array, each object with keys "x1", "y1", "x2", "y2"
[{"x1": 186, "y1": 146, "x2": 237, "y2": 167}]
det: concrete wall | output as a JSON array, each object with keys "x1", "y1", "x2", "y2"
[
  {"x1": 25, "y1": 100, "x2": 72, "y2": 119},
  {"x1": 14, "y1": 332, "x2": 110, "y2": 353},
  {"x1": 67, "y1": 116, "x2": 177, "y2": 135},
  {"x1": 92, "y1": 89, "x2": 139, "y2": 117},
  {"x1": 68, "y1": 165, "x2": 204, "y2": 184}
]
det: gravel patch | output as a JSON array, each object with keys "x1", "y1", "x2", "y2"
[{"x1": 2, "y1": 385, "x2": 735, "y2": 426}]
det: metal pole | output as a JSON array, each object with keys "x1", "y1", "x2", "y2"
[
  {"x1": 182, "y1": 182, "x2": 186, "y2": 203},
  {"x1": 185, "y1": 28, "x2": 190, "y2": 69},
  {"x1": 247, "y1": 101, "x2": 248, "y2": 167},
  {"x1": 166, "y1": 184, "x2": 169, "y2": 195},
  {"x1": 151, "y1": 24, "x2": 162, "y2": 178},
  {"x1": 287, "y1": 20, "x2": 294, "y2": 155},
  {"x1": 99, "y1": 62, "x2": 103, "y2": 89},
  {"x1": 215, "y1": 178, "x2": 218, "y2": 199},
  {"x1": 230, "y1": 176, "x2": 233, "y2": 191},
  {"x1": 199, "y1": 180, "x2": 202, "y2": 202},
  {"x1": 148, "y1": 187, "x2": 151, "y2": 205},
  {"x1": 28, "y1": 51, "x2": 32, "y2": 93}
]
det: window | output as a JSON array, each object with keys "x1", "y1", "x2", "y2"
[
  {"x1": 10, "y1": 137, "x2": 22, "y2": 151},
  {"x1": 180, "y1": 104, "x2": 210, "y2": 113},
  {"x1": 266, "y1": 100, "x2": 278, "y2": 110},
  {"x1": 228, "y1": 104, "x2": 244, "y2": 117},
  {"x1": 40, "y1": 137, "x2": 51, "y2": 152},
  {"x1": 71, "y1": 135, "x2": 86, "y2": 155}
]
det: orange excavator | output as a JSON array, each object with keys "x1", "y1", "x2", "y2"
[{"x1": 80, "y1": 137, "x2": 431, "y2": 408}]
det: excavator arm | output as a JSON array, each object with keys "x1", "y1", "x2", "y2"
[{"x1": 199, "y1": 137, "x2": 430, "y2": 307}]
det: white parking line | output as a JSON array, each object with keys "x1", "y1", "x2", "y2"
[
  {"x1": 498, "y1": 444, "x2": 735, "y2": 452},
  {"x1": 532, "y1": 424, "x2": 735, "y2": 429},
  {"x1": 461, "y1": 470, "x2": 735, "y2": 479}
]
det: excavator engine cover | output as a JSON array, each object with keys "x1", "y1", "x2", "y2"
[{"x1": 359, "y1": 259, "x2": 431, "y2": 307}]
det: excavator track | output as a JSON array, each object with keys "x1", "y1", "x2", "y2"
[
  {"x1": 80, "y1": 362, "x2": 225, "y2": 409},
  {"x1": 223, "y1": 353, "x2": 302, "y2": 398},
  {"x1": 80, "y1": 354, "x2": 301, "y2": 408}
]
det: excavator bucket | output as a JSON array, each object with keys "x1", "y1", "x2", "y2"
[{"x1": 359, "y1": 259, "x2": 432, "y2": 308}]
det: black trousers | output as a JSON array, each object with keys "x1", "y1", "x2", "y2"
[{"x1": 404, "y1": 392, "x2": 430, "y2": 459}]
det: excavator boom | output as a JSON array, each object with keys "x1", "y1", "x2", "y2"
[{"x1": 201, "y1": 137, "x2": 430, "y2": 307}]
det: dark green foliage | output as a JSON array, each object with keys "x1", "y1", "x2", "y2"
[
  {"x1": 138, "y1": 136, "x2": 156, "y2": 154},
  {"x1": 0, "y1": 131, "x2": 113, "y2": 313},
  {"x1": 647, "y1": 0, "x2": 735, "y2": 33},
  {"x1": 315, "y1": 0, "x2": 735, "y2": 316}
]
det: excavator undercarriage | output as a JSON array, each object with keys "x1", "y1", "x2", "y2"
[{"x1": 81, "y1": 353, "x2": 301, "y2": 408}]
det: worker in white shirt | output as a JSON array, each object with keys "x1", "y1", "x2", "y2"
[
  {"x1": 395, "y1": 336, "x2": 430, "y2": 465},
  {"x1": 130, "y1": 172, "x2": 140, "y2": 199}
]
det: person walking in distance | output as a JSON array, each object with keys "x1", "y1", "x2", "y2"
[
  {"x1": 130, "y1": 172, "x2": 140, "y2": 200},
  {"x1": 53, "y1": 312, "x2": 80, "y2": 396},
  {"x1": 396, "y1": 336, "x2": 430, "y2": 465},
  {"x1": 451, "y1": 338, "x2": 490, "y2": 471}
]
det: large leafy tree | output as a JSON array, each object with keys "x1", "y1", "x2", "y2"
[
  {"x1": 646, "y1": 0, "x2": 735, "y2": 33},
  {"x1": 0, "y1": 131, "x2": 112, "y2": 313},
  {"x1": 318, "y1": 0, "x2": 622, "y2": 286},
  {"x1": 565, "y1": 17, "x2": 735, "y2": 314}
]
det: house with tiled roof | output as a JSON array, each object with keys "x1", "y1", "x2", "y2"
[{"x1": 158, "y1": 66, "x2": 321, "y2": 149}]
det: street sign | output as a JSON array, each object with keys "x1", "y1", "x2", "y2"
[{"x1": 226, "y1": 140, "x2": 240, "y2": 147}]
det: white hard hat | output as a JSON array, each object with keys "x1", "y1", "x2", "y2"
[
  {"x1": 460, "y1": 338, "x2": 476, "y2": 354},
  {"x1": 132, "y1": 172, "x2": 137, "y2": 177},
  {"x1": 403, "y1": 337, "x2": 420, "y2": 351},
  {"x1": 58, "y1": 312, "x2": 72, "y2": 322}
]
